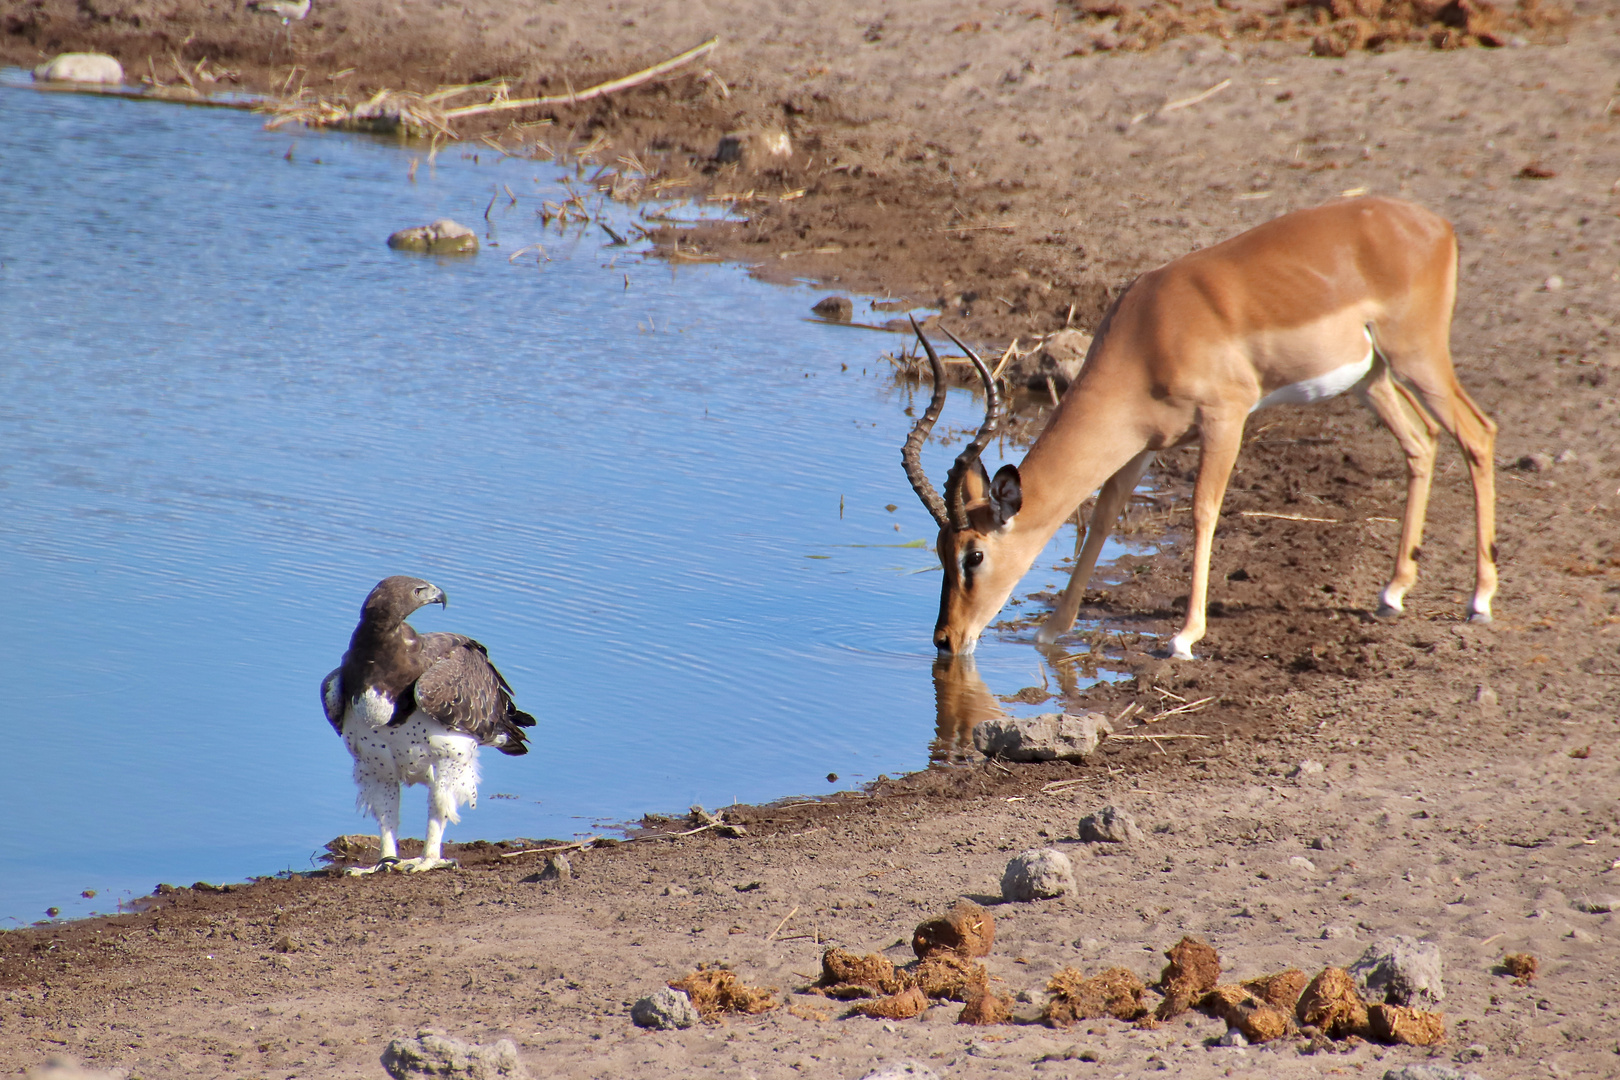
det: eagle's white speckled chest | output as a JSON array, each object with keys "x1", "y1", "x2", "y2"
[{"x1": 342, "y1": 688, "x2": 480, "y2": 794}]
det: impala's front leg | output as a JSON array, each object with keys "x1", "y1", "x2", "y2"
[
  {"x1": 1037, "y1": 450, "x2": 1155, "y2": 644},
  {"x1": 1169, "y1": 415, "x2": 1245, "y2": 660}
]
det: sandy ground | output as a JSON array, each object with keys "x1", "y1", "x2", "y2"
[{"x1": 4, "y1": 0, "x2": 1620, "y2": 1077}]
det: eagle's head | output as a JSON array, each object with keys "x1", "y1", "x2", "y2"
[{"x1": 360, "y1": 575, "x2": 448, "y2": 628}]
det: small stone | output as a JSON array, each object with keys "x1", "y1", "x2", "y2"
[
  {"x1": 1473, "y1": 685, "x2": 1499, "y2": 709},
  {"x1": 1322, "y1": 924, "x2": 1357, "y2": 940},
  {"x1": 1382, "y1": 1066, "x2": 1485, "y2": 1080},
  {"x1": 1217, "y1": 1028, "x2": 1249, "y2": 1047},
  {"x1": 974, "y1": 712, "x2": 1113, "y2": 762},
  {"x1": 1554, "y1": 449, "x2": 1578, "y2": 464},
  {"x1": 1002, "y1": 848, "x2": 1076, "y2": 901},
  {"x1": 1458, "y1": 1043, "x2": 1488, "y2": 1062},
  {"x1": 1288, "y1": 760, "x2": 1325, "y2": 778},
  {"x1": 1309, "y1": 836, "x2": 1334, "y2": 851},
  {"x1": 538, "y1": 854, "x2": 571, "y2": 883},
  {"x1": 630, "y1": 986, "x2": 700, "y2": 1030},
  {"x1": 858, "y1": 1062, "x2": 940, "y2": 1080},
  {"x1": 715, "y1": 129, "x2": 792, "y2": 167},
  {"x1": 1078, "y1": 804, "x2": 1143, "y2": 844},
  {"x1": 1289, "y1": 856, "x2": 1317, "y2": 873},
  {"x1": 661, "y1": 883, "x2": 689, "y2": 897},
  {"x1": 810, "y1": 296, "x2": 853, "y2": 322},
  {"x1": 1350, "y1": 936, "x2": 1444, "y2": 1007},
  {"x1": 1573, "y1": 895, "x2": 1617, "y2": 914},
  {"x1": 33, "y1": 53, "x2": 124, "y2": 84},
  {"x1": 380, "y1": 1029, "x2": 530, "y2": 1079},
  {"x1": 1543, "y1": 275, "x2": 1564, "y2": 291},
  {"x1": 22, "y1": 1058, "x2": 129, "y2": 1080},
  {"x1": 1514, "y1": 452, "x2": 1554, "y2": 472},
  {"x1": 387, "y1": 219, "x2": 478, "y2": 254}
]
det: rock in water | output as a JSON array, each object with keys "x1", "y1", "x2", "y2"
[
  {"x1": 1001, "y1": 848, "x2": 1076, "y2": 901},
  {"x1": 33, "y1": 53, "x2": 124, "y2": 84},
  {"x1": 630, "y1": 986, "x2": 700, "y2": 1030},
  {"x1": 1349, "y1": 936, "x2": 1444, "y2": 1007},
  {"x1": 811, "y1": 295, "x2": 853, "y2": 322},
  {"x1": 381, "y1": 1030, "x2": 529, "y2": 1079},
  {"x1": 973, "y1": 712, "x2": 1113, "y2": 762},
  {"x1": 387, "y1": 219, "x2": 478, "y2": 254},
  {"x1": 1077, "y1": 804, "x2": 1144, "y2": 844}
]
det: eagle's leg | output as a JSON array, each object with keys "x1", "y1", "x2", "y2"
[
  {"x1": 344, "y1": 773, "x2": 404, "y2": 876},
  {"x1": 394, "y1": 742, "x2": 477, "y2": 872}
]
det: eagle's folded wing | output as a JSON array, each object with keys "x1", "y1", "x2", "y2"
[
  {"x1": 414, "y1": 634, "x2": 536, "y2": 753},
  {"x1": 321, "y1": 667, "x2": 345, "y2": 734}
]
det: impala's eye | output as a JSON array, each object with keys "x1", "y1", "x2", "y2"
[{"x1": 964, "y1": 549, "x2": 984, "y2": 569}]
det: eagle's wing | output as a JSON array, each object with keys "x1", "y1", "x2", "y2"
[
  {"x1": 321, "y1": 667, "x2": 345, "y2": 734},
  {"x1": 413, "y1": 633, "x2": 536, "y2": 755}
]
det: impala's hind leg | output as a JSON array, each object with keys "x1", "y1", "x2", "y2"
[
  {"x1": 1359, "y1": 367, "x2": 1439, "y2": 617},
  {"x1": 1401, "y1": 372, "x2": 1498, "y2": 621},
  {"x1": 1036, "y1": 450, "x2": 1154, "y2": 644}
]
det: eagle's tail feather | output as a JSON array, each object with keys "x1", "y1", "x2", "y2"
[{"x1": 493, "y1": 708, "x2": 537, "y2": 757}]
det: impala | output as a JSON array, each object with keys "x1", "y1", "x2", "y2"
[{"x1": 902, "y1": 196, "x2": 1497, "y2": 660}]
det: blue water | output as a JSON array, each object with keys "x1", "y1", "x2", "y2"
[{"x1": 0, "y1": 75, "x2": 1142, "y2": 925}]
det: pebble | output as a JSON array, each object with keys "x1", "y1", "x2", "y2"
[
  {"x1": 858, "y1": 1060, "x2": 941, "y2": 1080},
  {"x1": 1572, "y1": 895, "x2": 1616, "y2": 914},
  {"x1": 1289, "y1": 856, "x2": 1318, "y2": 873},
  {"x1": 1382, "y1": 1065, "x2": 1485, "y2": 1080},
  {"x1": 1077, "y1": 805, "x2": 1144, "y2": 844},
  {"x1": 386, "y1": 219, "x2": 478, "y2": 254},
  {"x1": 974, "y1": 712, "x2": 1114, "y2": 762},
  {"x1": 380, "y1": 1029, "x2": 530, "y2": 1079},
  {"x1": 1288, "y1": 759, "x2": 1325, "y2": 778}
]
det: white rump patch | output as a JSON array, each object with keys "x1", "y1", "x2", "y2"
[{"x1": 1252, "y1": 338, "x2": 1375, "y2": 413}]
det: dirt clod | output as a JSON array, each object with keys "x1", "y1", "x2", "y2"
[
  {"x1": 1501, "y1": 953, "x2": 1539, "y2": 985},
  {"x1": 849, "y1": 986, "x2": 929, "y2": 1020},
  {"x1": 1044, "y1": 967, "x2": 1149, "y2": 1025},
  {"x1": 818, "y1": 948, "x2": 911, "y2": 996},
  {"x1": 912, "y1": 902, "x2": 995, "y2": 959},
  {"x1": 1242, "y1": 968, "x2": 1310, "y2": 1011},
  {"x1": 910, "y1": 955, "x2": 985, "y2": 1001},
  {"x1": 1368, "y1": 1003, "x2": 1447, "y2": 1045},
  {"x1": 1296, "y1": 967, "x2": 1371, "y2": 1039},
  {"x1": 1154, "y1": 936, "x2": 1221, "y2": 1020},
  {"x1": 957, "y1": 984, "x2": 1014, "y2": 1025},
  {"x1": 1201, "y1": 984, "x2": 1297, "y2": 1043},
  {"x1": 669, "y1": 967, "x2": 778, "y2": 1017}
]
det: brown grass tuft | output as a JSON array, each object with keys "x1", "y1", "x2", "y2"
[
  {"x1": 1296, "y1": 967, "x2": 1370, "y2": 1039},
  {"x1": 817, "y1": 948, "x2": 912, "y2": 997},
  {"x1": 1154, "y1": 937, "x2": 1221, "y2": 1020},
  {"x1": 1044, "y1": 966, "x2": 1148, "y2": 1025},
  {"x1": 1202, "y1": 984, "x2": 1296, "y2": 1043},
  {"x1": 1242, "y1": 968, "x2": 1310, "y2": 1011},
  {"x1": 670, "y1": 967, "x2": 778, "y2": 1017},
  {"x1": 1368, "y1": 1003, "x2": 1446, "y2": 1045},
  {"x1": 1501, "y1": 953, "x2": 1539, "y2": 985},
  {"x1": 850, "y1": 986, "x2": 930, "y2": 1020},
  {"x1": 911, "y1": 955, "x2": 985, "y2": 1001}
]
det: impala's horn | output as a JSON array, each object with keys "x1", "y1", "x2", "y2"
[
  {"x1": 901, "y1": 315, "x2": 951, "y2": 528},
  {"x1": 937, "y1": 324, "x2": 1000, "y2": 531}
]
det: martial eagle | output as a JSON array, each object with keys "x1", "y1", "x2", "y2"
[{"x1": 321, "y1": 576, "x2": 535, "y2": 873}]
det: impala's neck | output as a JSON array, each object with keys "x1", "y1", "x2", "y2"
[{"x1": 1010, "y1": 385, "x2": 1152, "y2": 553}]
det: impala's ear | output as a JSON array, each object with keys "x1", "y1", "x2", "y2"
[{"x1": 989, "y1": 464, "x2": 1022, "y2": 526}]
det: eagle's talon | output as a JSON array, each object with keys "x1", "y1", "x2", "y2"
[{"x1": 393, "y1": 857, "x2": 458, "y2": 873}]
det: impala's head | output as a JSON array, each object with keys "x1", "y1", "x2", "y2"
[{"x1": 901, "y1": 319, "x2": 1026, "y2": 656}]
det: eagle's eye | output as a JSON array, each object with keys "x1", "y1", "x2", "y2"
[{"x1": 964, "y1": 549, "x2": 984, "y2": 569}]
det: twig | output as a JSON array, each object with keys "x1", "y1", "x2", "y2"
[
  {"x1": 1238, "y1": 511, "x2": 1341, "y2": 523},
  {"x1": 1041, "y1": 777, "x2": 1090, "y2": 792},
  {"x1": 990, "y1": 338, "x2": 1019, "y2": 381},
  {"x1": 444, "y1": 37, "x2": 721, "y2": 118},
  {"x1": 1161, "y1": 78, "x2": 1232, "y2": 114},
  {"x1": 766, "y1": 905, "x2": 800, "y2": 942},
  {"x1": 1108, "y1": 733, "x2": 1211, "y2": 741},
  {"x1": 498, "y1": 820, "x2": 721, "y2": 859},
  {"x1": 933, "y1": 223, "x2": 1017, "y2": 233},
  {"x1": 1144, "y1": 696, "x2": 1214, "y2": 724}
]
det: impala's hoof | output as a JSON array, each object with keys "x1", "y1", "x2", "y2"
[
  {"x1": 1374, "y1": 603, "x2": 1402, "y2": 620},
  {"x1": 1467, "y1": 610, "x2": 1493, "y2": 625}
]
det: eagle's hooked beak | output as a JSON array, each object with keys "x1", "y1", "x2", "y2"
[{"x1": 430, "y1": 587, "x2": 448, "y2": 610}]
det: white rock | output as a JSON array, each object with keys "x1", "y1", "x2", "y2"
[
  {"x1": 1350, "y1": 935, "x2": 1444, "y2": 1007},
  {"x1": 1289, "y1": 856, "x2": 1317, "y2": 873},
  {"x1": 381, "y1": 1030, "x2": 529, "y2": 1079},
  {"x1": 387, "y1": 219, "x2": 478, "y2": 254},
  {"x1": 1288, "y1": 759, "x2": 1325, "y2": 778},
  {"x1": 973, "y1": 712, "x2": 1113, "y2": 762},
  {"x1": 858, "y1": 1062, "x2": 940, "y2": 1080},
  {"x1": 33, "y1": 53, "x2": 123, "y2": 85},
  {"x1": 1002, "y1": 847, "x2": 1076, "y2": 901},
  {"x1": 630, "y1": 986, "x2": 699, "y2": 1030}
]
